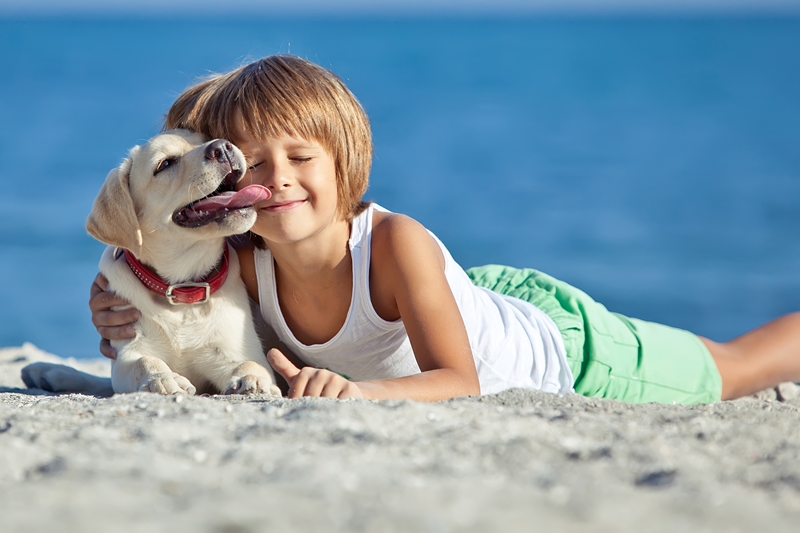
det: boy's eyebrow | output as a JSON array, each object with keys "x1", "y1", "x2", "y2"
[{"x1": 285, "y1": 140, "x2": 322, "y2": 151}]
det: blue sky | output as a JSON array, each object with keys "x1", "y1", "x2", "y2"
[{"x1": 2, "y1": 0, "x2": 800, "y2": 16}]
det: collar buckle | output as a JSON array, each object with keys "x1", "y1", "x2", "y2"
[{"x1": 165, "y1": 282, "x2": 211, "y2": 305}]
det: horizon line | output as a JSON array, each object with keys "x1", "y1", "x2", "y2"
[{"x1": 2, "y1": 0, "x2": 800, "y2": 18}]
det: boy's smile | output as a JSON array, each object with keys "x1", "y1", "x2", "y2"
[{"x1": 262, "y1": 199, "x2": 306, "y2": 213}]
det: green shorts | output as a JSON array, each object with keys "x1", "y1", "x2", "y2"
[{"x1": 467, "y1": 265, "x2": 722, "y2": 404}]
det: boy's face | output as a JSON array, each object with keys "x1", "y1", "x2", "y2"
[{"x1": 232, "y1": 122, "x2": 341, "y2": 247}]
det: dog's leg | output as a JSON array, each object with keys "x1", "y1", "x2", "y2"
[
  {"x1": 113, "y1": 354, "x2": 196, "y2": 395},
  {"x1": 21, "y1": 363, "x2": 114, "y2": 397},
  {"x1": 223, "y1": 360, "x2": 281, "y2": 396}
]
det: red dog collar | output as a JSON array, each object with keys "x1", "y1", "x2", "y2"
[{"x1": 120, "y1": 247, "x2": 229, "y2": 305}]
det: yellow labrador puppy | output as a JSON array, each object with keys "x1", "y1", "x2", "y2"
[{"x1": 26, "y1": 130, "x2": 280, "y2": 396}]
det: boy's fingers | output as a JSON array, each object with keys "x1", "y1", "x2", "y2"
[
  {"x1": 92, "y1": 308, "x2": 140, "y2": 329},
  {"x1": 89, "y1": 291, "x2": 134, "y2": 314},
  {"x1": 288, "y1": 372, "x2": 310, "y2": 399},
  {"x1": 321, "y1": 380, "x2": 345, "y2": 398},
  {"x1": 99, "y1": 339, "x2": 118, "y2": 360},
  {"x1": 304, "y1": 371, "x2": 329, "y2": 397},
  {"x1": 267, "y1": 348, "x2": 301, "y2": 384},
  {"x1": 89, "y1": 273, "x2": 136, "y2": 316},
  {"x1": 96, "y1": 324, "x2": 136, "y2": 342},
  {"x1": 90, "y1": 273, "x2": 110, "y2": 295}
]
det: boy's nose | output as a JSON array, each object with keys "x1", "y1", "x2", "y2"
[
  {"x1": 262, "y1": 161, "x2": 290, "y2": 189},
  {"x1": 205, "y1": 140, "x2": 234, "y2": 163}
]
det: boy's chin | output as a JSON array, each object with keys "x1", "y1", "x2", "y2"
[{"x1": 254, "y1": 219, "x2": 348, "y2": 247}]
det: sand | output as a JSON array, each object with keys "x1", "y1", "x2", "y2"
[{"x1": 1, "y1": 343, "x2": 799, "y2": 532}]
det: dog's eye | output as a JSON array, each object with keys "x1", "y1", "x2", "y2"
[{"x1": 155, "y1": 158, "x2": 178, "y2": 175}]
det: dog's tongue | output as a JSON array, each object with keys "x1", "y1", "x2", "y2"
[{"x1": 191, "y1": 185, "x2": 271, "y2": 212}]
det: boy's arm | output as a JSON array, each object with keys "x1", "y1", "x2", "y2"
[{"x1": 358, "y1": 213, "x2": 481, "y2": 401}]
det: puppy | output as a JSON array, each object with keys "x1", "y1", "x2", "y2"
[{"x1": 26, "y1": 130, "x2": 280, "y2": 396}]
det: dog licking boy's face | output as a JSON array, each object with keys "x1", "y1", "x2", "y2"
[{"x1": 86, "y1": 129, "x2": 270, "y2": 261}]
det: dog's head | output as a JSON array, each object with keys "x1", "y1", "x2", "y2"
[{"x1": 86, "y1": 129, "x2": 270, "y2": 255}]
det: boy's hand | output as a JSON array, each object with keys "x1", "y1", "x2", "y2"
[
  {"x1": 89, "y1": 273, "x2": 139, "y2": 360},
  {"x1": 267, "y1": 348, "x2": 364, "y2": 399}
]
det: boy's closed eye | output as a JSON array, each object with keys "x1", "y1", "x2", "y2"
[{"x1": 246, "y1": 156, "x2": 312, "y2": 171}]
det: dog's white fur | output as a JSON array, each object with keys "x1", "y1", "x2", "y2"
[{"x1": 33, "y1": 130, "x2": 279, "y2": 396}]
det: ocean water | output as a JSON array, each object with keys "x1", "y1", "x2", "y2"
[{"x1": 1, "y1": 17, "x2": 798, "y2": 359}]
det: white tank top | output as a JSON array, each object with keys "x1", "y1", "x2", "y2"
[{"x1": 255, "y1": 203, "x2": 574, "y2": 395}]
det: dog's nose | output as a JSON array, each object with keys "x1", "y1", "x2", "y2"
[{"x1": 205, "y1": 140, "x2": 234, "y2": 163}]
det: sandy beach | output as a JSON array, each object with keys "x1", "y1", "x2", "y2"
[{"x1": 1, "y1": 343, "x2": 799, "y2": 532}]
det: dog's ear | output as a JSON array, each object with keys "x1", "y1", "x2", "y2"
[{"x1": 86, "y1": 153, "x2": 143, "y2": 256}]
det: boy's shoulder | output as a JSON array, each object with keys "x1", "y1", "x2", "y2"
[
  {"x1": 371, "y1": 211, "x2": 428, "y2": 244},
  {"x1": 370, "y1": 211, "x2": 444, "y2": 271}
]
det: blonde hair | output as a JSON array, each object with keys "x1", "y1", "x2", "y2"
[{"x1": 164, "y1": 55, "x2": 372, "y2": 222}]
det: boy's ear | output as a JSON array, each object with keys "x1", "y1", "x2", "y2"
[{"x1": 85, "y1": 153, "x2": 143, "y2": 256}]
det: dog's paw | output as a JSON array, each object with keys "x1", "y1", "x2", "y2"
[
  {"x1": 224, "y1": 375, "x2": 281, "y2": 396},
  {"x1": 139, "y1": 372, "x2": 196, "y2": 395}
]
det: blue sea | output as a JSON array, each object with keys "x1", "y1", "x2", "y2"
[{"x1": 1, "y1": 16, "x2": 799, "y2": 359}]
